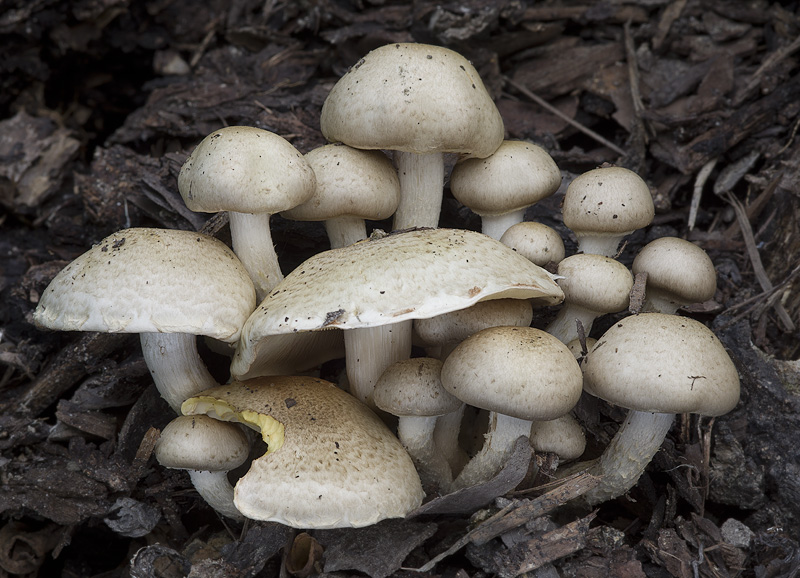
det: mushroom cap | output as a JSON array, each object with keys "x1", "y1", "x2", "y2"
[
  {"x1": 583, "y1": 313, "x2": 740, "y2": 416},
  {"x1": 562, "y1": 166, "x2": 654, "y2": 237},
  {"x1": 529, "y1": 414, "x2": 586, "y2": 461},
  {"x1": 373, "y1": 357, "x2": 462, "y2": 417},
  {"x1": 33, "y1": 228, "x2": 256, "y2": 342},
  {"x1": 441, "y1": 326, "x2": 583, "y2": 420},
  {"x1": 556, "y1": 253, "x2": 633, "y2": 314},
  {"x1": 178, "y1": 126, "x2": 316, "y2": 214},
  {"x1": 282, "y1": 144, "x2": 400, "y2": 222},
  {"x1": 414, "y1": 298, "x2": 533, "y2": 347},
  {"x1": 320, "y1": 43, "x2": 504, "y2": 158},
  {"x1": 155, "y1": 414, "x2": 249, "y2": 472},
  {"x1": 181, "y1": 376, "x2": 424, "y2": 528},
  {"x1": 499, "y1": 221, "x2": 566, "y2": 267},
  {"x1": 450, "y1": 141, "x2": 561, "y2": 216},
  {"x1": 632, "y1": 237, "x2": 717, "y2": 307},
  {"x1": 232, "y1": 228, "x2": 563, "y2": 377}
]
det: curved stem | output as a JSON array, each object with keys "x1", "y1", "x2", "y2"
[
  {"x1": 187, "y1": 470, "x2": 244, "y2": 521},
  {"x1": 398, "y1": 415, "x2": 452, "y2": 490},
  {"x1": 228, "y1": 211, "x2": 283, "y2": 302},
  {"x1": 481, "y1": 209, "x2": 526, "y2": 241},
  {"x1": 325, "y1": 216, "x2": 368, "y2": 249},
  {"x1": 393, "y1": 151, "x2": 445, "y2": 230},
  {"x1": 344, "y1": 321, "x2": 413, "y2": 409},
  {"x1": 451, "y1": 412, "x2": 532, "y2": 490},
  {"x1": 580, "y1": 410, "x2": 674, "y2": 506},
  {"x1": 140, "y1": 332, "x2": 219, "y2": 413}
]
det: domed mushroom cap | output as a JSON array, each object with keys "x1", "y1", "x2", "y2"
[
  {"x1": 450, "y1": 141, "x2": 561, "y2": 217},
  {"x1": 33, "y1": 228, "x2": 256, "y2": 342},
  {"x1": 178, "y1": 126, "x2": 315, "y2": 214},
  {"x1": 373, "y1": 357, "x2": 461, "y2": 417},
  {"x1": 156, "y1": 414, "x2": 249, "y2": 472},
  {"x1": 583, "y1": 313, "x2": 740, "y2": 416},
  {"x1": 562, "y1": 167, "x2": 654, "y2": 238},
  {"x1": 529, "y1": 414, "x2": 586, "y2": 462},
  {"x1": 320, "y1": 43, "x2": 504, "y2": 158},
  {"x1": 556, "y1": 253, "x2": 633, "y2": 314},
  {"x1": 232, "y1": 228, "x2": 563, "y2": 376},
  {"x1": 282, "y1": 144, "x2": 400, "y2": 222},
  {"x1": 181, "y1": 376, "x2": 424, "y2": 528},
  {"x1": 632, "y1": 237, "x2": 717, "y2": 309},
  {"x1": 414, "y1": 299, "x2": 533, "y2": 347},
  {"x1": 441, "y1": 326, "x2": 583, "y2": 421},
  {"x1": 500, "y1": 221, "x2": 565, "y2": 267}
]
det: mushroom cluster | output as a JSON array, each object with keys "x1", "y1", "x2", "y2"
[{"x1": 33, "y1": 42, "x2": 739, "y2": 526}]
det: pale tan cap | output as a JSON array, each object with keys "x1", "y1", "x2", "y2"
[
  {"x1": 155, "y1": 414, "x2": 249, "y2": 472},
  {"x1": 450, "y1": 141, "x2": 561, "y2": 216},
  {"x1": 181, "y1": 376, "x2": 424, "y2": 528},
  {"x1": 414, "y1": 299, "x2": 533, "y2": 347},
  {"x1": 320, "y1": 43, "x2": 504, "y2": 157},
  {"x1": 33, "y1": 228, "x2": 256, "y2": 342},
  {"x1": 178, "y1": 126, "x2": 315, "y2": 214},
  {"x1": 556, "y1": 253, "x2": 633, "y2": 314},
  {"x1": 500, "y1": 222, "x2": 566, "y2": 267},
  {"x1": 583, "y1": 313, "x2": 740, "y2": 415},
  {"x1": 373, "y1": 357, "x2": 461, "y2": 417},
  {"x1": 441, "y1": 326, "x2": 583, "y2": 421},
  {"x1": 282, "y1": 144, "x2": 400, "y2": 222},
  {"x1": 232, "y1": 228, "x2": 563, "y2": 376}
]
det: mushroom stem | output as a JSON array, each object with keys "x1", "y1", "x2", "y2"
[
  {"x1": 397, "y1": 415, "x2": 452, "y2": 489},
  {"x1": 187, "y1": 470, "x2": 244, "y2": 521},
  {"x1": 228, "y1": 211, "x2": 283, "y2": 301},
  {"x1": 393, "y1": 151, "x2": 445, "y2": 230},
  {"x1": 325, "y1": 215, "x2": 369, "y2": 249},
  {"x1": 140, "y1": 332, "x2": 219, "y2": 413},
  {"x1": 545, "y1": 303, "x2": 599, "y2": 344},
  {"x1": 433, "y1": 403, "x2": 469, "y2": 476},
  {"x1": 641, "y1": 290, "x2": 683, "y2": 315},
  {"x1": 481, "y1": 209, "x2": 526, "y2": 241},
  {"x1": 451, "y1": 411, "x2": 533, "y2": 490},
  {"x1": 579, "y1": 410, "x2": 675, "y2": 506},
  {"x1": 344, "y1": 321, "x2": 413, "y2": 409},
  {"x1": 574, "y1": 234, "x2": 624, "y2": 258}
]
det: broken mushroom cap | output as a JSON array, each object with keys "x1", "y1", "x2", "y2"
[
  {"x1": 181, "y1": 375, "x2": 424, "y2": 529},
  {"x1": 583, "y1": 313, "x2": 740, "y2": 416},
  {"x1": 561, "y1": 166, "x2": 654, "y2": 257},
  {"x1": 33, "y1": 228, "x2": 257, "y2": 412},
  {"x1": 632, "y1": 236, "x2": 717, "y2": 314},
  {"x1": 450, "y1": 141, "x2": 562, "y2": 240},
  {"x1": 155, "y1": 414, "x2": 249, "y2": 520}
]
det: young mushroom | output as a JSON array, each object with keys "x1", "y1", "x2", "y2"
[
  {"x1": 441, "y1": 326, "x2": 583, "y2": 490},
  {"x1": 282, "y1": 144, "x2": 400, "y2": 248},
  {"x1": 579, "y1": 313, "x2": 740, "y2": 505},
  {"x1": 181, "y1": 375, "x2": 424, "y2": 528},
  {"x1": 320, "y1": 43, "x2": 505, "y2": 230},
  {"x1": 33, "y1": 228, "x2": 256, "y2": 412},
  {"x1": 178, "y1": 126, "x2": 316, "y2": 301},
  {"x1": 155, "y1": 414, "x2": 249, "y2": 521},
  {"x1": 562, "y1": 166, "x2": 654, "y2": 257},
  {"x1": 631, "y1": 237, "x2": 717, "y2": 314},
  {"x1": 231, "y1": 228, "x2": 564, "y2": 409},
  {"x1": 499, "y1": 221, "x2": 566, "y2": 269},
  {"x1": 450, "y1": 140, "x2": 562, "y2": 240}
]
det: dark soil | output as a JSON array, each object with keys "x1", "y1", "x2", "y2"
[{"x1": 1, "y1": 1, "x2": 799, "y2": 577}]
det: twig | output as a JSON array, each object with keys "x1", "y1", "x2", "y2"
[
  {"x1": 502, "y1": 75, "x2": 626, "y2": 157},
  {"x1": 688, "y1": 158, "x2": 717, "y2": 231},
  {"x1": 735, "y1": 32, "x2": 800, "y2": 106}
]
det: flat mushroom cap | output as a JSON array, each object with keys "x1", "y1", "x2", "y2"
[
  {"x1": 450, "y1": 141, "x2": 562, "y2": 216},
  {"x1": 320, "y1": 43, "x2": 505, "y2": 158},
  {"x1": 441, "y1": 326, "x2": 583, "y2": 421},
  {"x1": 181, "y1": 376, "x2": 424, "y2": 528},
  {"x1": 632, "y1": 237, "x2": 717, "y2": 305},
  {"x1": 562, "y1": 166, "x2": 654, "y2": 236},
  {"x1": 373, "y1": 357, "x2": 462, "y2": 417},
  {"x1": 282, "y1": 144, "x2": 400, "y2": 222},
  {"x1": 156, "y1": 414, "x2": 249, "y2": 472},
  {"x1": 33, "y1": 228, "x2": 256, "y2": 342},
  {"x1": 178, "y1": 126, "x2": 316, "y2": 214},
  {"x1": 556, "y1": 253, "x2": 633, "y2": 313},
  {"x1": 583, "y1": 313, "x2": 740, "y2": 416},
  {"x1": 232, "y1": 228, "x2": 563, "y2": 376}
]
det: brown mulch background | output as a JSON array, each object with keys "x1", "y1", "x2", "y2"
[{"x1": 1, "y1": 0, "x2": 799, "y2": 576}]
